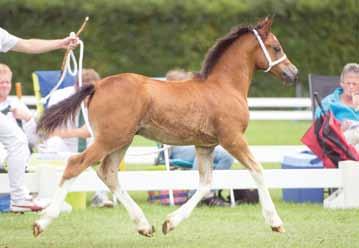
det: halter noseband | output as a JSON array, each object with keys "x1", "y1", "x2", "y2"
[{"x1": 252, "y1": 29, "x2": 287, "y2": 72}]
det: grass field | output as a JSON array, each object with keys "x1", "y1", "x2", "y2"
[
  {"x1": 2, "y1": 120, "x2": 357, "y2": 248},
  {"x1": 1, "y1": 191, "x2": 358, "y2": 248}
]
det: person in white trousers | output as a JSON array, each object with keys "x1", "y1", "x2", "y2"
[{"x1": 0, "y1": 26, "x2": 78, "y2": 212}]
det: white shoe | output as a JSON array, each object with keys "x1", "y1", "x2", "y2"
[{"x1": 10, "y1": 199, "x2": 43, "y2": 213}]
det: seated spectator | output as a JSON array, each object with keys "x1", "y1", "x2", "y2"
[
  {"x1": 0, "y1": 65, "x2": 37, "y2": 147},
  {"x1": 39, "y1": 69, "x2": 114, "y2": 208},
  {"x1": 0, "y1": 63, "x2": 42, "y2": 212},
  {"x1": 160, "y1": 69, "x2": 235, "y2": 207},
  {"x1": 315, "y1": 63, "x2": 359, "y2": 148}
]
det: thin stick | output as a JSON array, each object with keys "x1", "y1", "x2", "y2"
[
  {"x1": 15, "y1": 82, "x2": 23, "y2": 127},
  {"x1": 15, "y1": 82, "x2": 22, "y2": 100},
  {"x1": 61, "y1": 16, "x2": 89, "y2": 71}
]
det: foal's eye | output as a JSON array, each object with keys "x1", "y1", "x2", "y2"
[{"x1": 273, "y1": 46, "x2": 281, "y2": 53}]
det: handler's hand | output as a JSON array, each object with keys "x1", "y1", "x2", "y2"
[
  {"x1": 60, "y1": 35, "x2": 80, "y2": 50},
  {"x1": 10, "y1": 106, "x2": 32, "y2": 122}
]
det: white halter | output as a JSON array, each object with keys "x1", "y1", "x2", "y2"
[{"x1": 252, "y1": 29, "x2": 287, "y2": 72}]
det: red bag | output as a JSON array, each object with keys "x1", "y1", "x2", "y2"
[
  {"x1": 301, "y1": 94, "x2": 359, "y2": 168},
  {"x1": 301, "y1": 116, "x2": 335, "y2": 168}
]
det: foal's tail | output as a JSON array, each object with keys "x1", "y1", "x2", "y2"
[{"x1": 37, "y1": 84, "x2": 96, "y2": 136}]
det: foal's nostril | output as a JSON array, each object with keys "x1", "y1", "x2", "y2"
[{"x1": 282, "y1": 69, "x2": 298, "y2": 82}]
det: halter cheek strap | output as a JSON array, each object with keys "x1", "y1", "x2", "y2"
[{"x1": 252, "y1": 29, "x2": 287, "y2": 72}]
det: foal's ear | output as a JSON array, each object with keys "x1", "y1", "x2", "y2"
[{"x1": 256, "y1": 17, "x2": 273, "y2": 40}]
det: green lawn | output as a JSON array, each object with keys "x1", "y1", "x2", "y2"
[
  {"x1": 245, "y1": 120, "x2": 311, "y2": 145},
  {"x1": 131, "y1": 120, "x2": 312, "y2": 146},
  {"x1": 0, "y1": 190, "x2": 358, "y2": 248}
]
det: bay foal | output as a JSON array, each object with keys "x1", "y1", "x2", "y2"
[{"x1": 33, "y1": 18, "x2": 298, "y2": 237}]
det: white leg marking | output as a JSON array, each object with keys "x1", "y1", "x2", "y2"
[
  {"x1": 114, "y1": 185, "x2": 152, "y2": 233},
  {"x1": 164, "y1": 147, "x2": 214, "y2": 233},
  {"x1": 167, "y1": 184, "x2": 211, "y2": 227},
  {"x1": 250, "y1": 171, "x2": 283, "y2": 227},
  {"x1": 35, "y1": 178, "x2": 75, "y2": 231}
]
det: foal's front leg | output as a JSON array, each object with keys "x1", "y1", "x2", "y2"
[
  {"x1": 221, "y1": 134, "x2": 284, "y2": 232},
  {"x1": 162, "y1": 146, "x2": 214, "y2": 234}
]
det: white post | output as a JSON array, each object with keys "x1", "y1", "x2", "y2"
[
  {"x1": 229, "y1": 188, "x2": 235, "y2": 207},
  {"x1": 339, "y1": 161, "x2": 359, "y2": 208},
  {"x1": 163, "y1": 145, "x2": 175, "y2": 206}
]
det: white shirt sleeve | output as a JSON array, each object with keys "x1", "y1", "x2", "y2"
[{"x1": 0, "y1": 27, "x2": 19, "y2": 52}]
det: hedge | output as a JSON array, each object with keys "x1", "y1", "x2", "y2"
[{"x1": 0, "y1": 0, "x2": 357, "y2": 96}]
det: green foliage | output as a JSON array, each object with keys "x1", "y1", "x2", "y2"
[{"x1": 0, "y1": 0, "x2": 357, "y2": 96}]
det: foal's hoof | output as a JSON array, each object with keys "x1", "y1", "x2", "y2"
[
  {"x1": 271, "y1": 225, "x2": 285, "y2": 233},
  {"x1": 32, "y1": 223, "x2": 43, "y2": 238},
  {"x1": 138, "y1": 225, "x2": 155, "y2": 238},
  {"x1": 162, "y1": 220, "x2": 174, "y2": 235}
]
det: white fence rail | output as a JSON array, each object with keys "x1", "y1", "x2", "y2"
[
  {"x1": 0, "y1": 168, "x2": 341, "y2": 194},
  {"x1": 9, "y1": 96, "x2": 313, "y2": 120},
  {"x1": 1, "y1": 162, "x2": 358, "y2": 208}
]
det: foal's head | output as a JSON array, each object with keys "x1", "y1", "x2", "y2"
[
  {"x1": 200, "y1": 18, "x2": 298, "y2": 86},
  {"x1": 252, "y1": 18, "x2": 298, "y2": 84}
]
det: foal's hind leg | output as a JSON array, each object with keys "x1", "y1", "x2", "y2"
[
  {"x1": 162, "y1": 146, "x2": 214, "y2": 234},
  {"x1": 97, "y1": 146, "x2": 155, "y2": 237},
  {"x1": 33, "y1": 142, "x2": 107, "y2": 237},
  {"x1": 221, "y1": 134, "x2": 284, "y2": 233}
]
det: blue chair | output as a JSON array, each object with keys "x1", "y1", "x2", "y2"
[{"x1": 32, "y1": 70, "x2": 76, "y2": 116}]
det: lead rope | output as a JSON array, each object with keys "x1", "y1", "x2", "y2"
[
  {"x1": 41, "y1": 32, "x2": 78, "y2": 104},
  {"x1": 41, "y1": 34, "x2": 94, "y2": 138},
  {"x1": 76, "y1": 39, "x2": 95, "y2": 138}
]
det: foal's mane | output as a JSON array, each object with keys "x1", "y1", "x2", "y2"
[{"x1": 199, "y1": 25, "x2": 253, "y2": 78}]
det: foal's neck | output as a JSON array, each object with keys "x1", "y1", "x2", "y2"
[{"x1": 206, "y1": 38, "x2": 256, "y2": 98}]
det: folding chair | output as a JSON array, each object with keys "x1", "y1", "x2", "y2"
[
  {"x1": 307, "y1": 73, "x2": 340, "y2": 196},
  {"x1": 308, "y1": 74, "x2": 340, "y2": 119}
]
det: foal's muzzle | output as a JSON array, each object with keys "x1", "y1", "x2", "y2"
[{"x1": 281, "y1": 64, "x2": 299, "y2": 85}]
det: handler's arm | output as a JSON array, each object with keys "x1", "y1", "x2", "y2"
[{"x1": 11, "y1": 36, "x2": 78, "y2": 54}]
